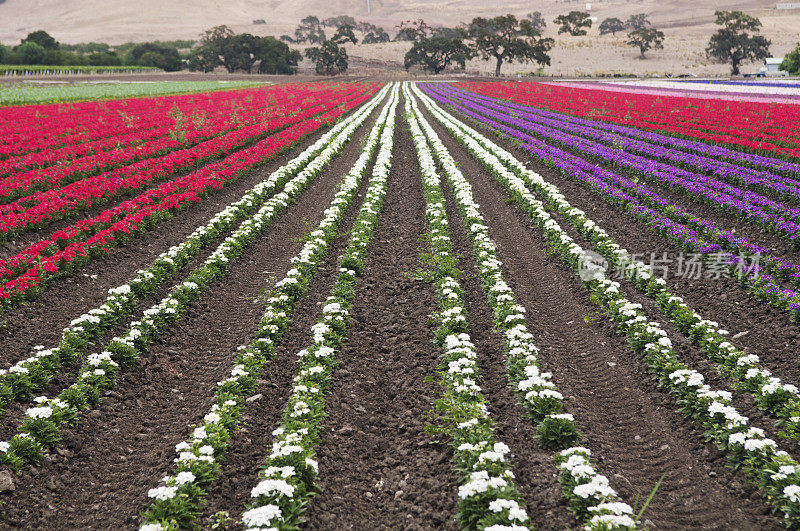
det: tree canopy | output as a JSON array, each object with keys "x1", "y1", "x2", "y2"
[
  {"x1": 627, "y1": 14, "x2": 650, "y2": 30},
  {"x1": 331, "y1": 24, "x2": 358, "y2": 45},
  {"x1": 127, "y1": 43, "x2": 182, "y2": 71},
  {"x1": 394, "y1": 20, "x2": 430, "y2": 42},
  {"x1": 404, "y1": 36, "x2": 473, "y2": 74},
  {"x1": 526, "y1": 12, "x2": 547, "y2": 31},
  {"x1": 705, "y1": 10, "x2": 771, "y2": 75},
  {"x1": 465, "y1": 14, "x2": 554, "y2": 77},
  {"x1": 20, "y1": 30, "x2": 59, "y2": 50},
  {"x1": 295, "y1": 16, "x2": 326, "y2": 44},
  {"x1": 554, "y1": 11, "x2": 593, "y2": 36},
  {"x1": 305, "y1": 40, "x2": 348, "y2": 75},
  {"x1": 781, "y1": 42, "x2": 800, "y2": 75},
  {"x1": 626, "y1": 27, "x2": 664, "y2": 58},
  {"x1": 188, "y1": 26, "x2": 301, "y2": 74},
  {"x1": 599, "y1": 18, "x2": 625, "y2": 36}
]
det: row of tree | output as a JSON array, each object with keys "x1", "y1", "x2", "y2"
[
  {"x1": 0, "y1": 10, "x2": 783, "y2": 77},
  {"x1": 0, "y1": 31, "x2": 187, "y2": 70},
  {"x1": 400, "y1": 10, "x2": 775, "y2": 76}
]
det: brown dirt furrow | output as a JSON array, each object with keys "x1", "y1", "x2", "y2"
[
  {"x1": 0, "y1": 109, "x2": 379, "y2": 530},
  {"x1": 467, "y1": 120, "x2": 800, "y2": 412},
  {"x1": 301, "y1": 106, "x2": 459, "y2": 530},
  {"x1": 198, "y1": 116, "x2": 381, "y2": 526},
  {"x1": 436, "y1": 145, "x2": 581, "y2": 528},
  {"x1": 419, "y1": 103, "x2": 784, "y2": 529},
  {"x1": 0, "y1": 117, "x2": 346, "y2": 369}
]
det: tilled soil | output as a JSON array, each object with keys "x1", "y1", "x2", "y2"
[
  {"x1": 419, "y1": 101, "x2": 785, "y2": 529},
  {"x1": 3, "y1": 84, "x2": 798, "y2": 530},
  {"x1": 302, "y1": 108, "x2": 459, "y2": 529},
  {"x1": 0, "y1": 104, "x2": 381, "y2": 529},
  {"x1": 436, "y1": 143, "x2": 578, "y2": 529}
]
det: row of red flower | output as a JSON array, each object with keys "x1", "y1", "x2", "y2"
[
  {"x1": 0, "y1": 84, "x2": 338, "y2": 214},
  {"x1": 0, "y1": 85, "x2": 364, "y2": 240},
  {"x1": 458, "y1": 81, "x2": 800, "y2": 158},
  {"x1": 0, "y1": 82, "x2": 379, "y2": 307},
  {"x1": 0, "y1": 85, "x2": 286, "y2": 161},
  {"x1": 0, "y1": 86, "x2": 289, "y2": 178}
]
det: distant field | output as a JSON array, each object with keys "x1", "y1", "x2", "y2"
[{"x1": 0, "y1": 80, "x2": 267, "y2": 105}]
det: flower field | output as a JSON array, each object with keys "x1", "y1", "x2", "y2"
[{"x1": 2, "y1": 78, "x2": 800, "y2": 530}]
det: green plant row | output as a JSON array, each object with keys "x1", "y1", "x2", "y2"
[
  {"x1": 405, "y1": 83, "x2": 534, "y2": 530},
  {"x1": 414, "y1": 85, "x2": 800, "y2": 529},
  {"x1": 409, "y1": 83, "x2": 637, "y2": 530},
  {"x1": 234, "y1": 84, "x2": 399, "y2": 531}
]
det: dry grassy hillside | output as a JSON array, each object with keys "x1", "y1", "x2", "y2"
[{"x1": 1, "y1": 0, "x2": 799, "y2": 76}]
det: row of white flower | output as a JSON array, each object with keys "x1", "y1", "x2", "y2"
[
  {"x1": 0, "y1": 85, "x2": 394, "y2": 472},
  {"x1": 0, "y1": 83, "x2": 393, "y2": 419},
  {"x1": 412, "y1": 84, "x2": 800, "y2": 528},
  {"x1": 405, "y1": 82, "x2": 533, "y2": 531},
  {"x1": 423, "y1": 91, "x2": 800, "y2": 444},
  {"x1": 137, "y1": 83, "x2": 400, "y2": 531},
  {"x1": 236, "y1": 84, "x2": 399, "y2": 531},
  {"x1": 409, "y1": 83, "x2": 636, "y2": 530}
]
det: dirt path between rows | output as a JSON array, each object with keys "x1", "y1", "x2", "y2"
[
  {"x1": 301, "y1": 103, "x2": 459, "y2": 529},
  {"x1": 0, "y1": 103, "x2": 381, "y2": 530},
  {"x1": 419, "y1": 100, "x2": 784, "y2": 529},
  {"x1": 462, "y1": 113, "x2": 800, "y2": 419}
]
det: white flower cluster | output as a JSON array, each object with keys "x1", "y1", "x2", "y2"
[
  {"x1": 409, "y1": 83, "x2": 633, "y2": 529},
  {"x1": 412, "y1": 83, "x2": 800, "y2": 525},
  {"x1": 139, "y1": 85, "x2": 397, "y2": 529},
  {"x1": 238, "y1": 84, "x2": 400, "y2": 531},
  {"x1": 405, "y1": 82, "x2": 531, "y2": 529}
]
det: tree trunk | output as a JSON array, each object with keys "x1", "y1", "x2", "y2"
[
  {"x1": 495, "y1": 56, "x2": 502, "y2": 77},
  {"x1": 731, "y1": 60, "x2": 740, "y2": 76}
]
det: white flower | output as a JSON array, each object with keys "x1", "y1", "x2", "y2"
[
  {"x1": 241, "y1": 504, "x2": 282, "y2": 527},
  {"x1": 0, "y1": 441, "x2": 10, "y2": 453},
  {"x1": 175, "y1": 471, "x2": 196, "y2": 485},
  {"x1": 147, "y1": 486, "x2": 178, "y2": 501},
  {"x1": 139, "y1": 524, "x2": 165, "y2": 531},
  {"x1": 26, "y1": 406, "x2": 53, "y2": 419},
  {"x1": 785, "y1": 484, "x2": 800, "y2": 503},
  {"x1": 251, "y1": 479, "x2": 296, "y2": 498}
]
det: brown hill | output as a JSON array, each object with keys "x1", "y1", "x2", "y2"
[{"x1": 1, "y1": 0, "x2": 798, "y2": 77}]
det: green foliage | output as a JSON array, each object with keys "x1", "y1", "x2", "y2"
[
  {"x1": 404, "y1": 36, "x2": 473, "y2": 74},
  {"x1": 362, "y1": 28, "x2": 390, "y2": 44},
  {"x1": 627, "y1": 13, "x2": 650, "y2": 30},
  {"x1": 706, "y1": 10, "x2": 771, "y2": 75},
  {"x1": 295, "y1": 15, "x2": 326, "y2": 44},
  {"x1": 188, "y1": 26, "x2": 300, "y2": 74},
  {"x1": 127, "y1": 43, "x2": 182, "y2": 71},
  {"x1": 21, "y1": 30, "x2": 59, "y2": 50},
  {"x1": 526, "y1": 11, "x2": 547, "y2": 31},
  {"x1": 626, "y1": 27, "x2": 665, "y2": 58},
  {"x1": 554, "y1": 11, "x2": 593, "y2": 36},
  {"x1": 17, "y1": 42, "x2": 46, "y2": 65},
  {"x1": 394, "y1": 19, "x2": 430, "y2": 42},
  {"x1": 599, "y1": 17, "x2": 626, "y2": 36},
  {"x1": 304, "y1": 40, "x2": 348, "y2": 75},
  {"x1": 331, "y1": 24, "x2": 358, "y2": 45},
  {"x1": 466, "y1": 14, "x2": 554, "y2": 76},
  {"x1": 782, "y1": 43, "x2": 800, "y2": 75},
  {"x1": 322, "y1": 15, "x2": 356, "y2": 28},
  {"x1": 256, "y1": 37, "x2": 302, "y2": 74}
]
